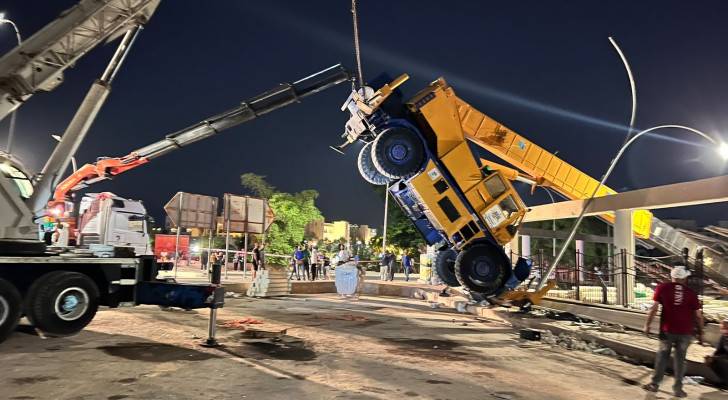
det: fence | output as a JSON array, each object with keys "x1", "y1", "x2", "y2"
[{"x1": 513, "y1": 247, "x2": 709, "y2": 310}]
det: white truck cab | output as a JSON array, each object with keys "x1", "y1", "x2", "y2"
[{"x1": 77, "y1": 192, "x2": 152, "y2": 256}]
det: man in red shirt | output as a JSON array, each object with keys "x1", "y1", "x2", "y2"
[{"x1": 643, "y1": 265, "x2": 704, "y2": 398}]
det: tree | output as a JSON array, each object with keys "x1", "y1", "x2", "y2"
[
  {"x1": 240, "y1": 173, "x2": 322, "y2": 257},
  {"x1": 240, "y1": 173, "x2": 276, "y2": 199},
  {"x1": 371, "y1": 185, "x2": 425, "y2": 255}
]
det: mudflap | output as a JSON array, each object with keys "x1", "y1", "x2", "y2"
[{"x1": 135, "y1": 282, "x2": 225, "y2": 309}]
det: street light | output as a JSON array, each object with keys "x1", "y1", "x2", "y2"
[
  {"x1": 0, "y1": 13, "x2": 21, "y2": 155},
  {"x1": 537, "y1": 124, "x2": 728, "y2": 290}
]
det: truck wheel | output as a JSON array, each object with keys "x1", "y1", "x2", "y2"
[
  {"x1": 454, "y1": 242, "x2": 511, "y2": 297},
  {"x1": 435, "y1": 249, "x2": 460, "y2": 287},
  {"x1": 371, "y1": 127, "x2": 425, "y2": 179},
  {"x1": 0, "y1": 278, "x2": 22, "y2": 343},
  {"x1": 25, "y1": 271, "x2": 99, "y2": 336},
  {"x1": 358, "y1": 142, "x2": 390, "y2": 185}
]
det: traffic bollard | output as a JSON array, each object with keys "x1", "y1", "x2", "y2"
[{"x1": 201, "y1": 263, "x2": 222, "y2": 347}]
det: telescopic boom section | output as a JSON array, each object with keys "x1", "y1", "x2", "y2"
[{"x1": 51, "y1": 64, "x2": 350, "y2": 204}]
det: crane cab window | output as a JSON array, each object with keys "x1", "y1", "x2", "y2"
[
  {"x1": 0, "y1": 162, "x2": 33, "y2": 199},
  {"x1": 484, "y1": 174, "x2": 506, "y2": 199}
]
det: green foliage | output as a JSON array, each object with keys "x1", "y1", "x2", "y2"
[
  {"x1": 240, "y1": 174, "x2": 322, "y2": 255},
  {"x1": 240, "y1": 173, "x2": 276, "y2": 199},
  {"x1": 371, "y1": 185, "x2": 425, "y2": 255}
]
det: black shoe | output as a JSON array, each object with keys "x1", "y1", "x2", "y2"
[
  {"x1": 673, "y1": 388, "x2": 687, "y2": 398},
  {"x1": 642, "y1": 383, "x2": 658, "y2": 392}
]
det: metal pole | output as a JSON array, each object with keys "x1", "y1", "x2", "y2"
[
  {"x1": 202, "y1": 262, "x2": 221, "y2": 348},
  {"x1": 382, "y1": 183, "x2": 390, "y2": 251},
  {"x1": 243, "y1": 232, "x2": 249, "y2": 280},
  {"x1": 575, "y1": 250, "x2": 581, "y2": 301},
  {"x1": 173, "y1": 193, "x2": 183, "y2": 279},
  {"x1": 224, "y1": 194, "x2": 231, "y2": 281},
  {"x1": 206, "y1": 198, "x2": 216, "y2": 274}
]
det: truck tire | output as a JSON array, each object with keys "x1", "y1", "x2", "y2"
[
  {"x1": 435, "y1": 249, "x2": 460, "y2": 287},
  {"x1": 25, "y1": 271, "x2": 99, "y2": 336},
  {"x1": 0, "y1": 278, "x2": 22, "y2": 343},
  {"x1": 358, "y1": 142, "x2": 390, "y2": 185},
  {"x1": 371, "y1": 127, "x2": 425, "y2": 179},
  {"x1": 454, "y1": 241, "x2": 511, "y2": 297}
]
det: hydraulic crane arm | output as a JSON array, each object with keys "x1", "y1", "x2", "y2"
[
  {"x1": 0, "y1": 0, "x2": 159, "y2": 122},
  {"x1": 51, "y1": 64, "x2": 350, "y2": 205},
  {"x1": 454, "y1": 95, "x2": 652, "y2": 237}
]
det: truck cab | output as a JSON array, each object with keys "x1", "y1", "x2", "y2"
[{"x1": 77, "y1": 192, "x2": 152, "y2": 256}]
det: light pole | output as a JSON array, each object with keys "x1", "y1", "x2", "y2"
[
  {"x1": 540, "y1": 187, "x2": 557, "y2": 257},
  {"x1": 537, "y1": 125, "x2": 728, "y2": 290},
  {"x1": 0, "y1": 13, "x2": 22, "y2": 154}
]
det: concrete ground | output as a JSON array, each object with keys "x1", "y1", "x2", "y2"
[{"x1": 1, "y1": 294, "x2": 725, "y2": 400}]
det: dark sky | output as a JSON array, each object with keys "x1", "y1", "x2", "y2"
[{"x1": 2, "y1": 0, "x2": 728, "y2": 229}]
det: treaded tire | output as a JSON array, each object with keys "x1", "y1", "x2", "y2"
[
  {"x1": 0, "y1": 278, "x2": 22, "y2": 344},
  {"x1": 435, "y1": 249, "x2": 460, "y2": 287},
  {"x1": 454, "y1": 241, "x2": 511, "y2": 297},
  {"x1": 358, "y1": 142, "x2": 390, "y2": 185},
  {"x1": 371, "y1": 127, "x2": 425, "y2": 179},
  {"x1": 25, "y1": 271, "x2": 99, "y2": 336}
]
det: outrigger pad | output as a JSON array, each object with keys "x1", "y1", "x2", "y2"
[{"x1": 135, "y1": 282, "x2": 224, "y2": 309}]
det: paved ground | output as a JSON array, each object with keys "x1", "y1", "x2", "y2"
[{"x1": 1, "y1": 294, "x2": 725, "y2": 400}]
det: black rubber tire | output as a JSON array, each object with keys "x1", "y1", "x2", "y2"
[
  {"x1": 454, "y1": 241, "x2": 511, "y2": 297},
  {"x1": 358, "y1": 142, "x2": 390, "y2": 185},
  {"x1": 25, "y1": 271, "x2": 99, "y2": 336},
  {"x1": 0, "y1": 278, "x2": 22, "y2": 344},
  {"x1": 435, "y1": 249, "x2": 460, "y2": 287},
  {"x1": 371, "y1": 127, "x2": 425, "y2": 179}
]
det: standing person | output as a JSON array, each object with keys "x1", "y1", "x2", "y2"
[
  {"x1": 292, "y1": 246, "x2": 304, "y2": 280},
  {"x1": 52, "y1": 223, "x2": 69, "y2": 246},
  {"x1": 302, "y1": 245, "x2": 311, "y2": 281},
  {"x1": 251, "y1": 243, "x2": 260, "y2": 280},
  {"x1": 643, "y1": 266, "x2": 704, "y2": 398},
  {"x1": 309, "y1": 246, "x2": 319, "y2": 281},
  {"x1": 387, "y1": 252, "x2": 397, "y2": 281},
  {"x1": 402, "y1": 252, "x2": 413, "y2": 282},
  {"x1": 379, "y1": 252, "x2": 389, "y2": 281},
  {"x1": 200, "y1": 249, "x2": 209, "y2": 271},
  {"x1": 705, "y1": 319, "x2": 728, "y2": 387},
  {"x1": 337, "y1": 244, "x2": 350, "y2": 266},
  {"x1": 232, "y1": 250, "x2": 241, "y2": 271}
]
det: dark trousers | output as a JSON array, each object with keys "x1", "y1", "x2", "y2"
[
  {"x1": 309, "y1": 264, "x2": 317, "y2": 281},
  {"x1": 651, "y1": 333, "x2": 692, "y2": 390},
  {"x1": 708, "y1": 355, "x2": 728, "y2": 386}
]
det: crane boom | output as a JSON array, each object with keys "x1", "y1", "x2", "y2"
[
  {"x1": 0, "y1": 0, "x2": 160, "y2": 122},
  {"x1": 51, "y1": 64, "x2": 350, "y2": 204}
]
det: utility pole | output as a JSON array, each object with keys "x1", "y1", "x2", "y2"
[{"x1": 382, "y1": 183, "x2": 389, "y2": 251}]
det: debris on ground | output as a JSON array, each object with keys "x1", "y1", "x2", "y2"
[
  {"x1": 540, "y1": 330, "x2": 616, "y2": 356},
  {"x1": 316, "y1": 314, "x2": 369, "y2": 322},
  {"x1": 225, "y1": 291, "x2": 244, "y2": 299},
  {"x1": 430, "y1": 302, "x2": 441, "y2": 309},
  {"x1": 221, "y1": 318, "x2": 264, "y2": 329},
  {"x1": 683, "y1": 376, "x2": 704, "y2": 385}
]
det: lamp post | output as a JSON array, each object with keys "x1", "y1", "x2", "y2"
[
  {"x1": 537, "y1": 125, "x2": 728, "y2": 290},
  {"x1": 0, "y1": 13, "x2": 22, "y2": 154},
  {"x1": 540, "y1": 187, "x2": 557, "y2": 257}
]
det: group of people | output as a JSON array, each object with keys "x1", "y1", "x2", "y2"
[
  {"x1": 290, "y1": 243, "x2": 354, "y2": 281},
  {"x1": 379, "y1": 250, "x2": 414, "y2": 281},
  {"x1": 200, "y1": 242, "x2": 265, "y2": 279},
  {"x1": 643, "y1": 265, "x2": 728, "y2": 396}
]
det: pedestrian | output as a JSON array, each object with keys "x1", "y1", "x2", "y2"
[
  {"x1": 232, "y1": 250, "x2": 241, "y2": 271},
  {"x1": 322, "y1": 253, "x2": 330, "y2": 279},
  {"x1": 292, "y1": 246, "x2": 304, "y2": 280},
  {"x1": 309, "y1": 246, "x2": 319, "y2": 281},
  {"x1": 200, "y1": 249, "x2": 209, "y2": 271},
  {"x1": 643, "y1": 266, "x2": 704, "y2": 398},
  {"x1": 258, "y1": 243, "x2": 266, "y2": 270},
  {"x1": 387, "y1": 252, "x2": 397, "y2": 281},
  {"x1": 251, "y1": 243, "x2": 260, "y2": 280},
  {"x1": 337, "y1": 244, "x2": 350, "y2": 266},
  {"x1": 52, "y1": 223, "x2": 69, "y2": 246},
  {"x1": 402, "y1": 252, "x2": 413, "y2": 282},
  {"x1": 302, "y1": 245, "x2": 311, "y2": 281},
  {"x1": 705, "y1": 319, "x2": 728, "y2": 387},
  {"x1": 379, "y1": 251, "x2": 389, "y2": 281}
]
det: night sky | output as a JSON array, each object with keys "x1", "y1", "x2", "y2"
[{"x1": 2, "y1": 0, "x2": 727, "y2": 229}]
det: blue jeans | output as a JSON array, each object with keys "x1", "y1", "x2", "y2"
[{"x1": 651, "y1": 333, "x2": 692, "y2": 390}]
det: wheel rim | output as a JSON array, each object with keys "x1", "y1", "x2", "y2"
[
  {"x1": 0, "y1": 295, "x2": 8, "y2": 327},
  {"x1": 389, "y1": 143, "x2": 408, "y2": 162},
  {"x1": 471, "y1": 256, "x2": 502, "y2": 286},
  {"x1": 54, "y1": 287, "x2": 89, "y2": 321}
]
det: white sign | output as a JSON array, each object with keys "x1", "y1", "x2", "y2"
[{"x1": 483, "y1": 205, "x2": 506, "y2": 229}]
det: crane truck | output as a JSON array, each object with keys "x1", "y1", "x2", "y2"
[{"x1": 0, "y1": 63, "x2": 349, "y2": 344}]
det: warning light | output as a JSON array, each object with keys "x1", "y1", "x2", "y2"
[{"x1": 49, "y1": 205, "x2": 64, "y2": 217}]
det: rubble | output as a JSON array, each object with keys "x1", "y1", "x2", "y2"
[{"x1": 539, "y1": 330, "x2": 617, "y2": 356}]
